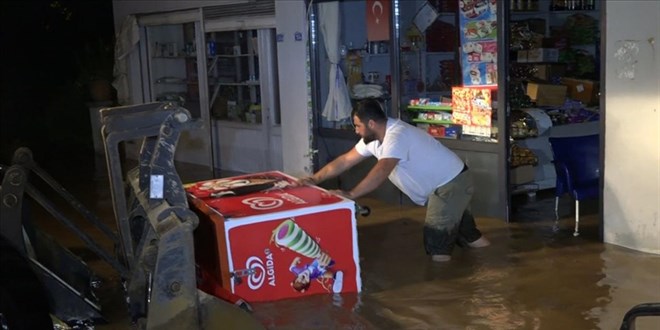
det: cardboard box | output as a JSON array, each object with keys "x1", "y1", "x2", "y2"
[
  {"x1": 533, "y1": 63, "x2": 566, "y2": 81},
  {"x1": 186, "y1": 171, "x2": 361, "y2": 302},
  {"x1": 526, "y1": 82, "x2": 567, "y2": 106},
  {"x1": 510, "y1": 165, "x2": 535, "y2": 185},
  {"x1": 526, "y1": 48, "x2": 559, "y2": 62},
  {"x1": 562, "y1": 78, "x2": 600, "y2": 105}
]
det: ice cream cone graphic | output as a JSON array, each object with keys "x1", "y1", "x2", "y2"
[{"x1": 272, "y1": 219, "x2": 321, "y2": 258}]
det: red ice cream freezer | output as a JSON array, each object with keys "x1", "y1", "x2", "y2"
[{"x1": 185, "y1": 171, "x2": 362, "y2": 302}]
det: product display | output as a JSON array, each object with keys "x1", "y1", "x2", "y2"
[{"x1": 458, "y1": 0, "x2": 498, "y2": 87}]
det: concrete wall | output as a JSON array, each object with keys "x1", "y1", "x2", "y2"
[{"x1": 603, "y1": 1, "x2": 660, "y2": 254}]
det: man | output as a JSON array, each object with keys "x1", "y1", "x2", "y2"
[{"x1": 299, "y1": 99, "x2": 489, "y2": 262}]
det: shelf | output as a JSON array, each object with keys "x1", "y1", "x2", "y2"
[
  {"x1": 212, "y1": 54, "x2": 258, "y2": 58},
  {"x1": 361, "y1": 53, "x2": 391, "y2": 62},
  {"x1": 511, "y1": 10, "x2": 543, "y2": 14},
  {"x1": 207, "y1": 54, "x2": 258, "y2": 74},
  {"x1": 155, "y1": 81, "x2": 198, "y2": 85},
  {"x1": 400, "y1": 50, "x2": 454, "y2": 56},
  {"x1": 215, "y1": 81, "x2": 260, "y2": 86},
  {"x1": 434, "y1": 136, "x2": 459, "y2": 140},
  {"x1": 511, "y1": 9, "x2": 597, "y2": 16},
  {"x1": 425, "y1": 51, "x2": 455, "y2": 56},
  {"x1": 407, "y1": 105, "x2": 452, "y2": 112},
  {"x1": 412, "y1": 119, "x2": 454, "y2": 125},
  {"x1": 548, "y1": 9, "x2": 597, "y2": 14},
  {"x1": 152, "y1": 55, "x2": 196, "y2": 59}
]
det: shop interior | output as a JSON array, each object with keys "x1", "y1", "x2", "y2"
[{"x1": 309, "y1": 0, "x2": 601, "y2": 223}]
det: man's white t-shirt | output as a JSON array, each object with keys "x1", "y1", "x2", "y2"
[{"x1": 354, "y1": 119, "x2": 464, "y2": 205}]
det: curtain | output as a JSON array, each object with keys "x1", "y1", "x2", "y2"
[{"x1": 319, "y1": 2, "x2": 352, "y2": 121}]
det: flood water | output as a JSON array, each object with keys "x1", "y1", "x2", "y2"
[{"x1": 25, "y1": 155, "x2": 660, "y2": 329}]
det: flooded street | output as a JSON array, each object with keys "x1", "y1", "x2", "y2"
[
  {"x1": 251, "y1": 197, "x2": 660, "y2": 330},
  {"x1": 28, "y1": 156, "x2": 660, "y2": 329}
]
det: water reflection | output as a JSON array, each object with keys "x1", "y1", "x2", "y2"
[{"x1": 590, "y1": 245, "x2": 660, "y2": 329}]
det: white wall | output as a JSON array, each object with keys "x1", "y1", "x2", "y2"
[
  {"x1": 275, "y1": 1, "x2": 314, "y2": 177},
  {"x1": 604, "y1": 1, "x2": 660, "y2": 254}
]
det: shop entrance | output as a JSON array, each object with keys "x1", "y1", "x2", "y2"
[{"x1": 506, "y1": 0, "x2": 603, "y2": 234}]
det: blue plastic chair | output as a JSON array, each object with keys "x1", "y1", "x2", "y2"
[{"x1": 548, "y1": 134, "x2": 600, "y2": 236}]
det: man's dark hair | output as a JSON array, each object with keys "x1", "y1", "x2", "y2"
[{"x1": 352, "y1": 99, "x2": 387, "y2": 124}]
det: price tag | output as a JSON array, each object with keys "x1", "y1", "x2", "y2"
[{"x1": 150, "y1": 175, "x2": 164, "y2": 199}]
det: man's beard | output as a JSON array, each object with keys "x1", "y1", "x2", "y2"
[{"x1": 362, "y1": 129, "x2": 377, "y2": 144}]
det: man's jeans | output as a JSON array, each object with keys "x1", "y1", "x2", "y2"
[{"x1": 424, "y1": 169, "x2": 482, "y2": 255}]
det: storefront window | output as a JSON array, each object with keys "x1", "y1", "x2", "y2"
[
  {"x1": 311, "y1": 0, "x2": 392, "y2": 132},
  {"x1": 311, "y1": 0, "x2": 499, "y2": 143}
]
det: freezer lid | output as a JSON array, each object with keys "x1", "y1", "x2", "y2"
[{"x1": 185, "y1": 171, "x2": 346, "y2": 219}]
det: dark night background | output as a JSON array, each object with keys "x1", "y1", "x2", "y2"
[{"x1": 1, "y1": 0, "x2": 115, "y2": 165}]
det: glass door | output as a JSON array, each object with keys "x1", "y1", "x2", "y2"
[
  {"x1": 207, "y1": 30, "x2": 261, "y2": 123},
  {"x1": 144, "y1": 21, "x2": 214, "y2": 172},
  {"x1": 205, "y1": 28, "x2": 281, "y2": 173},
  {"x1": 147, "y1": 23, "x2": 202, "y2": 118}
]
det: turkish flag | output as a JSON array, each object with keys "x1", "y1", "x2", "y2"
[{"x1": 366, "y1": 0, "x2": 390, "y2": 41}]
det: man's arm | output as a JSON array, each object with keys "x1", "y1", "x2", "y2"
[
  {"x1": 343, "y1": 157, "x2": 399, "y2": 199},
  {"x1": 301, "y1": 147, "x2": 366, "y2": 185}
]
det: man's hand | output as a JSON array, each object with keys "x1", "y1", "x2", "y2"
[
  {"x1": 296, "y1": 147, "x2": 366, "y2": 188},
  {"x1": 297, "y1": 177, "x2": 316, "y2": 186},
  {"x1": 330, "y1": 189, "x2": 352, "y2": 199}
]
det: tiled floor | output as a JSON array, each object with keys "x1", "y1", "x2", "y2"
[{"x1": 10, "y1": 154, "x2": 660, "y2": 329}]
